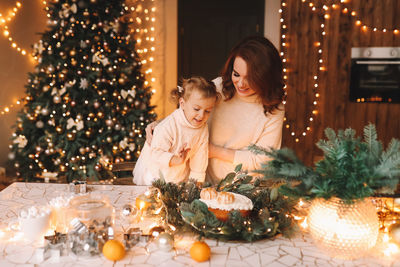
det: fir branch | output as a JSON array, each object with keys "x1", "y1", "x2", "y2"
[{"x1": 253, "y1": 124, "x2": 400, "y2": 202}]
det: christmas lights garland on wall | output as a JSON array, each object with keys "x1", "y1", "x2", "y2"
[
  {"x1": 281, "y1": 0, "x2": 398, "y2": 143},
  {"x1": 280, "y1": 0, "x2": 325, "y2": 143}
]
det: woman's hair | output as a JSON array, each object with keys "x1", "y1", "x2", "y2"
[
  {"x1": 170, "y1": 76, "x2": 219, "y2": 105},
  {"x1": 221, "y1": 36, "x2": 285, "y2": 114}
]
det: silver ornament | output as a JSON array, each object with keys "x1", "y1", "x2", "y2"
[
  {"x1": 105, "y1": 119, "x2": 113, "y2": 126},
  {"x1": 157, "y1": 233, "x2": 174, "y2": 251},
  {"x1": 41, "y1": 108, "x2": 49, "y2": 116},
  {"x1": 8, "y1": 152, "x2": 15, "y2": 160},
  {"x1": 36, "y1": 121, "x2": 44, "y2": 128},
  {"x1": 121, "y1": 204, "x2": 137, "y2": 217},
  {"x1": 53, "y1": 95, "x2": 61, "y2": 104},
  {"x1": 114, "y1": 124, "x2": 121, "y2": 131}
]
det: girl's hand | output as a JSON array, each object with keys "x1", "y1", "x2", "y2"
[
  {"x1": 170, "y1": 146, "x2": 191, "y2": 166},
  {"x1": 145, "y1": 121, "x2": 159, "y2": 145}
]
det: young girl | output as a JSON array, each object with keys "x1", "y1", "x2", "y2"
[{"x1": 133, "y1": 77, "x2": 219, "y2": 185}]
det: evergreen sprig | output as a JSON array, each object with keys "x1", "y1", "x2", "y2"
[
  {"x1": 250, "y1": 123, "x2": 400, "y2": 202},
  {"x1": 152, "y1": 168, "x2": 297, "y2": 242}
]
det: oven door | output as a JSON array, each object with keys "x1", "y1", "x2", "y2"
[{"x1": 349, "y1": 59, "x2": 400, "y2": 103}]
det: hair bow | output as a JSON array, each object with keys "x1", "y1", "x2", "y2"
[{"x1": 177, "y1": 86, "x2": 184, "y2": 93}]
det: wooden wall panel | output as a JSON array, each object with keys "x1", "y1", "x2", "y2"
[{"x1": 282, "y1": 0, "x2": 400, "y2": 165}]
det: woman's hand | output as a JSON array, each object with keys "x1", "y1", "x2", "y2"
[
  {"x1": 208, "y1": 143, "x2": 235, "y2": 163},
  {"x1": 145, "y1": 121, "x2": 159, "y2": 145}
]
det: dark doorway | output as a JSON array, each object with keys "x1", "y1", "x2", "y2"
[{"x1": 178, "y1": 0, "x2": 265, "y2": 81}]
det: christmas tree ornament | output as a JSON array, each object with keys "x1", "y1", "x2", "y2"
[
  {"x1": 8, "y1": 152, "x2": 15, "y2": 160},
  {"x1": 156, "y1": 233, "x2": 174, "y2": 252},
  {"x1": 121, "y1": 204, "x2": 137, "y2": 217},
  {"x1": 53, "y1": 95, "x2": 61, "y2": 104},
  {"x1": 36, "y1": 121, "x2": 44, "y2": 128},
  {"x1": 149, "y1": 226, "x2": 165, "y2": 238},
  {"x1": 41, "y1": 108, "x2": 50, "y2": 116},
  {"x1": 67, "y1": 132, "x2": 76, "y2": 141}
]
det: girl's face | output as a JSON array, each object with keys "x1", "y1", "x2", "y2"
[
  {"x1": 231, "y1": 56, "x2": 256, "y2": 97},
  {"x1": 179, "y1": 90, "x2": 216, "y2": 127}
]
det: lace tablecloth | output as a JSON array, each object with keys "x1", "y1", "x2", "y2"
[{"x1": 0, "y1": 182, "x2": 397, "y2": 267}]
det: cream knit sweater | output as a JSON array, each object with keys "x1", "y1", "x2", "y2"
[
  {"x1": 207, "y1": 77, "x2": 284, "y2": 184},
  {"x1": 133, "y1": 108, "x2": 209, "y2": 185}
]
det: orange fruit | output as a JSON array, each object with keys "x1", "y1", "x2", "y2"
[
  {"x1": 189, "y1": 241, "x2": 211, "y2": 262},
  {"x1": 102, "y1": 239, "x2": 126, "y2": 261}
]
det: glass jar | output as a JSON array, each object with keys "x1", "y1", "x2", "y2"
[{"x1": 308, "y1": 197, "x2": 379, "y2": 260}]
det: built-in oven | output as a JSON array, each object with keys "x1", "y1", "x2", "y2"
[{"x1": 349, "y1": 47, "x2": 400, "y2": 103}]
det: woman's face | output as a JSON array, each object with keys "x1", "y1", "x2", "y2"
[{"x1": 231, "y1": 57, "x2": 256, "y2": 97}]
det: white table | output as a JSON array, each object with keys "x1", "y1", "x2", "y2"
[{"x1": 0, "y1": 182, "x2": 397, "y2": 267}]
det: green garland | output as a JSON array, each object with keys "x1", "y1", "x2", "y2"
[
  {"x1": 249, "y1": 123, "x2": 400, "y2": 202},
  {"x1": 152, "y1": 165, "x2": 297, "y2": 241}
]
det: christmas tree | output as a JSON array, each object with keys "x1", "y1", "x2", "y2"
[{"x1": 9, "y1": 0, "x2": 155, "y2": 182}]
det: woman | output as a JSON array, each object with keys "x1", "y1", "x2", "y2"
[{"x1": 146, "y1": 36, "x2": 285, "y2": 184}]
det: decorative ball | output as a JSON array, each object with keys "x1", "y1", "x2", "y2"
[
  {"x1": 8, "y1": 152, "x2": 15, "y2": 160},
  {"x1": 69, "y1": 49, "x2": 76, "y2": 56},
  {"x1": 149, "y1": 226, "x2": 165, "y2": 238},
  {"x1": 94, "y1": 101, "x2": 100, "y2": 109},
  {"x1": 41, "y1": 108, "x2": 49, "y2": 116},
  {"x1": 56, "y1": 126, "x2": 63, "y2": 134},
  {"x1": 94, "y1": 163, "x2": 102, "y2": 171},
  {"x1": 36, "y1": 121, "x2": 44, "y2": 128},
  {"x1": 67, "y1": 132, "x2": 76, "y2": 141},
  {"x1": 85, "y1": 130, "x2": 92, "y2": 137},
  {"x1": 106, "y1": 137, "x2": 112, "y2": 143},
  {"x1": 114, "y1": 124, "x2": 121, "y2": 131},
  {"x1": 102, "y1": 240, "x2": 125, "y2": 261},
  {"x1": 190, "y1": 241, "x2": 211, "y2": 262},
  {"x1": 157, "y1": 233, "x2": 174, "y2": 251},
  {"x1": 121, "y1": 204, "x2": 136, "y2": 217},
  {"x1": 53, "y1": 95, "x2": 61, "y2": 104}
]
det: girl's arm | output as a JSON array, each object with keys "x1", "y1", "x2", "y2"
[{"x1": 189, "y1": 129, "x2": 209, "y2": 183}]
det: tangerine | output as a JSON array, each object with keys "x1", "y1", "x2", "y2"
[
  {"x1": 102, "y1": 239, "x2": 126, "y2": 261},
  {"x1": 189, "y1": 241, "x2": 211, "y2": 262}
]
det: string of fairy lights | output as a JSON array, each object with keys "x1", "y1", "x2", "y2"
[
  {"x1": 280, "y1": 0, "x2": 325, "y2": 143},
  {"x1": 0, "y1": 0, "x2": 156, "y2": 117},
  {"x1": 281, "y1": 0, "x2": 399, "y2": 143}
]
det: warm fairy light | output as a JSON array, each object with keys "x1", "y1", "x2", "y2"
[
  {"x1": 339, "y1": 1, "x2": 399, "y2": 33},
  {"x1": 383, "y1": 243, "x2": 399, "y2": 256},
  {"x1": 281, "y1": 1, "x2": 324, "y2": 142},
  {"x1": 128, "y1": 0, "x2": 157, "y2": 95},
  {"x1": 300, "y1": 217, "x2": 308, "y2": 229}
]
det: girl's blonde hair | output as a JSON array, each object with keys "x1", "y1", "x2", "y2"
[{"x1": 170, "y1": 76, "x2": 219, "y2": 105}]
